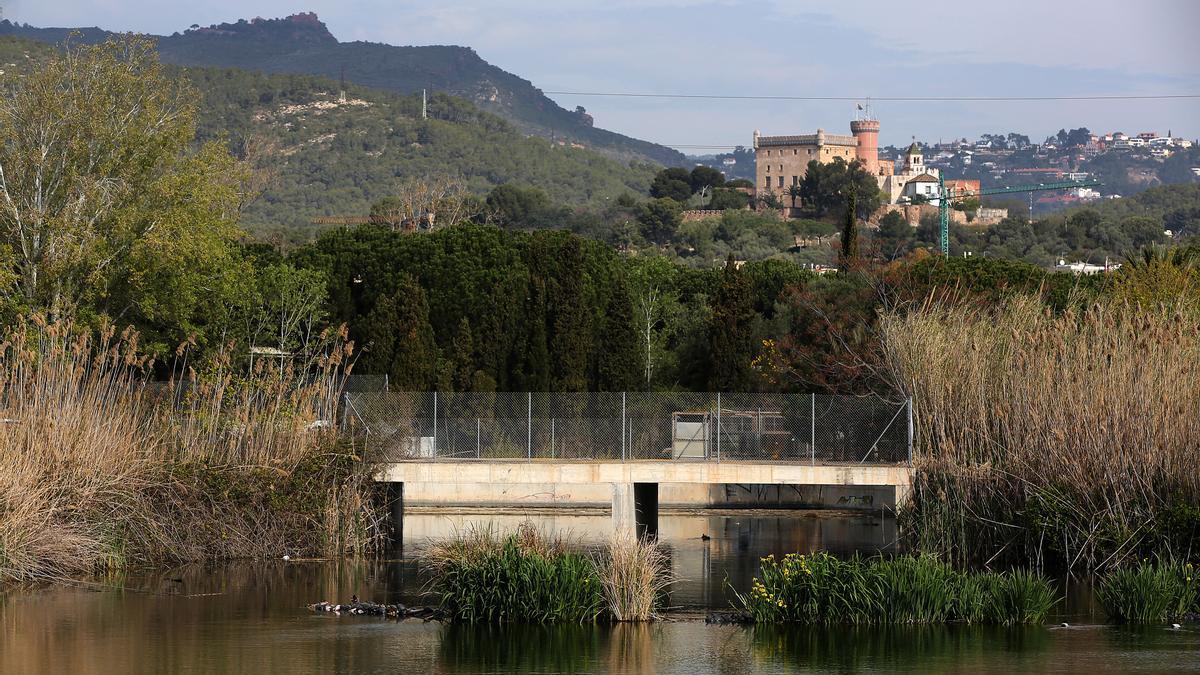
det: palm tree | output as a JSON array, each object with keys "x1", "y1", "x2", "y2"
[{"x1": 787, "y1": 183, "x2": 803, "y2": 211}]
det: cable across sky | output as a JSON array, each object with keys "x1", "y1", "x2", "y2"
[{"x1": 543, "y1": 91, "x2": 1200, "y2": 102}]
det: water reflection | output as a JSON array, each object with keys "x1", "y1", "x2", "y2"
[{"x1": 1, "y1": 512, "x2": 1197, "y2": 674}]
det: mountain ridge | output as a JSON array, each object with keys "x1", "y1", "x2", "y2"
[{"x1": 0, "y1": 13, "x2": 686, "y2": 166}]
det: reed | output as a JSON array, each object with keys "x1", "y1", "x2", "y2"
[
  {"x1": 739, "y1": 552, "x2": 1057, "y2": 625},
  {"x1": 1097, "y1": 560, "x2": 1198, "y2": 623},
  {"x1": 597, "y1": 537, "x2": 672, "y2": 621},
  {"x1": 0, "y1": 318, "x2": 379, "y2": 583},
  {"x1": 881, "y1": 296, "x2": 1200, "y2": 570}
]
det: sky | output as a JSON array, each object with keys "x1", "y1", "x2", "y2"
[{"x1": 8, "y1": 0, "x2": 1200, "y2": 152}]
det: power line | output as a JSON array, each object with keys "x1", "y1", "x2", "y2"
[{"x1": 545, "y1": 91, "x2": 1200, "y2": 102}]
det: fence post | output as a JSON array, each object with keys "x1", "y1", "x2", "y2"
[
  {"x1": 621, "y1": 392, "x2": 626, "y2": 461},
  {"x1": 432, "y1": 391, "x2": 438, "y2": 459},
  {"x1": 810, "y1": 393, "x2": 816, "y2": 466},
  {"x1": 907, "y1": 396, "x2": 914, "y2": 465},
  {"x1": 527, "y1": 392, "x2": 533, "y2": 460},
  {"x1": 476, "y1": 417, "x2": 481, "y2": 459},
  {"x1": 716, "y1": 393, "x2": 721, "y2": 463},
  {"x1": 340, "y1": 392, "x2": 348, "y2": 432}
]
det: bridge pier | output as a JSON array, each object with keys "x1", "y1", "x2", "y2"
[
  {"x1": 386, "y1": 482, "x2": 404, "y2": 549},
  {"x1": 612, "y1": 483, "x2": 659, "y2": 541}
]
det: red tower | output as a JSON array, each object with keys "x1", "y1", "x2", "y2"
[{"x1": 850, "y1": 118, "x2": 881, "y2": 175}]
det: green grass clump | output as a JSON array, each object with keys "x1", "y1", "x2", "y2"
[
  {"x1": 1098, "y1": 561, "x2": 1198, "y2": 623},
  {"x1": 740, "y1": 552, "x2": 1057, "y2": 625},
  {"x1": 432, "y1": 538, "x2": 603, "y2": 623}
]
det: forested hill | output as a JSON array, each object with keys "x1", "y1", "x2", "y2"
[
  {"x1": 0, "y1": 36, "x2": 658, "y2": 240},
  {"x1": 186, "y1": 66, "x2": 661, "y2": 238},
  {"x1": 0, "y1": 13, "x2": 687, "y2": 167}
]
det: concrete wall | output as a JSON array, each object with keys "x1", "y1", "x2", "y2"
[{"x1": 401, "y1": 481, "x2": 897, "y2": 511}]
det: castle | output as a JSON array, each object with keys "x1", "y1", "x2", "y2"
[{"x1": 753, "y1": 114, "x2": 940, "y2": 206}]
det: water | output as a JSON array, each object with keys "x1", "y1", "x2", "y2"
[{"x1": 2, "y1": 510, "x2": 1197, "y2": 674}]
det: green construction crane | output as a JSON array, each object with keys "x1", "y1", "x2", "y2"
[{"x1": 935, "y1": 175, "x2": 1103, "y2": 255}]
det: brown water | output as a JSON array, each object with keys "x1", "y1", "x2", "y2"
[{"x1": 2, "y1": 511, "x2": 1198, "y2": 674}]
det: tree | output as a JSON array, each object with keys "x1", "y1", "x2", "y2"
[
  {"x1": 798, "y1": 158, "x2": 881, "y2": 218},
  {"x1": 708, "y1": 188, "x2": 749, "y2": 211},
  {"x1": 450, "y1": 317, "x2": 476, "y2": 391},
  {"x1": 0, "y1": 36, "x2": 248, "y2": 346},
  {"x1": 839, "y1": 192, "x2": 860, "y2": 272},
  {"x1": 637, "y1": 198, "x2": 683, "y2": 244},
  {"x1": 689, "y1": 165, "x2": 725, "y2": 193},
  {"x1": 874, "y1": 211, "x2": 912, "y2": 261},
  {"x1": 595, "y1": 275, "x2": 641, "y2": 391},
  {"x1": 361, "y1": 275, "x2": 438, "y2": 390},
  {"x1": 626, "y1": 256, "x2": 682, "y2": 388},
  {"x1": 649, "y1": 167, "x2": 693, "y2": 202},
  {"x1": 241, "y1": 263, "x2": 328, "y2": 359},
  {"x1": 787, "y1": 183, "x2": 803, "y2": 210},
  {"x1": 485, "y1": 184, "x2": 550, "y2": 228},
  {"x1": 706, "y1": 255, "x2": 756, "y2": 391}
]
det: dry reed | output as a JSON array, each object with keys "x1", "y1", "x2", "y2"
[
  {"x1": 881, "y1": 296, "x2": 1200, "y2": 570},
  {"x1": 597, "y1": 537, "x2": 673, "y2": 621},
  {"x1": 0, "y1": 318, "x2": 379, "y2": 583}
]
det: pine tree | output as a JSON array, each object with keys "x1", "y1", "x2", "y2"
[
  {"x1": 706, "y1": 255, "x2": 756, "y2": 391},
  {"x1": 840, "y1": 191, "x2": 859, "y2": 273}
]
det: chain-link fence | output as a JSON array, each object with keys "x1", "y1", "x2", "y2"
[{"x1": 344, "y1": 392, "x2": 911, "y2": 465}]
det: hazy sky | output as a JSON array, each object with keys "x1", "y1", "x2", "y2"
[{"x1": 9, "y1": 0, "x2": 1200, "y2": 151}]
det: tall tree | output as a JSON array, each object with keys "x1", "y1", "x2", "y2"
[
  {"x1": 450, "y1": 317, "x2": 476, "y2": 391},
  {"x1": 0, "y1": 36, "x2": 248, "y2": 347},
  {"x1": 840, "y1": 191, "x2": 860, "y2": 272},
  {"x1": 547, "y1": 238, "x2": 590, "y2": 392},
  {"x1": 362, "y1": 275, "x2": 438, "y2": 391},
  {"x1": 595, "y1": 275, "x2": 641, "y2": 391},
  {"x1": 706, "y1": 255, "x2": 757, "y2": 391}
]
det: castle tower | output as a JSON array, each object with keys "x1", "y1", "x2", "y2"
[{"x1": 850, "y1": 118, "x2": 881, "y2": 175}]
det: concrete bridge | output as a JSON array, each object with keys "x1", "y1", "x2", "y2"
[{"x1": 377, "y1": 460, "x2": 913, "y2": 540}]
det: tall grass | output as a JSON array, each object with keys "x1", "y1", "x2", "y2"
[
  {"x1": 598, "y1": 537, "x2": 672, "y2": 621},
  {"x1": 427, "y1": 524, "x2": 672, "y2": 623},
  {"x1": 740, "y1": 552, "x2": 1057, "y2": 625},
  {"x1": 881, "y1": 296, "x2": 1200, "y2": 570},
  {"x1": 1098, "y1": 560, "x2": 1198, "y2": 623},
  {"x1": 0, "y1": 318, "x2": 379, "y2": 583}
]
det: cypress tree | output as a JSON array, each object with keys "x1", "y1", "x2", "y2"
[
  {"x1": 373, "y1": 274, "x2": 438, "y2": 391},
  {"x1": 450, "y1": 317, "x2": 476, "y2": 391},
  {"x1": 840, "y1": 191, "x2": 859, "y2": 273},
  {"x1": 596, "y1": 275, "x2": 642, "y2": 391},
  {"x1": 548, "y1": 238, "x2": 590, "y2": 392},
  {"x1": 706, "y1": 255, "x2": 756, "y2": 391},
  {"x1": 518, "y1": 274, "x2": 551, "y2": 392}
]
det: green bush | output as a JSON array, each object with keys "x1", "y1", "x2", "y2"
[
  {"x1": 1098, "y1": 561, "x2": 1198, "y2": 623},
  {"x1": 433, "y1": 537, "x2": 603, "y2": 623},
  {"x1": 740, "y1": 552, "x2": 1058, "y2": 625}
]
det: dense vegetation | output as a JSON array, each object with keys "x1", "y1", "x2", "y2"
[{"x1": 741, "y1": 552, "x2": 1056, "y2": 625}]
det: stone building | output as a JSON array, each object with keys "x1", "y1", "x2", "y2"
[{"x1": 753, "y1": 128, "x2": 860, "y2": 197}]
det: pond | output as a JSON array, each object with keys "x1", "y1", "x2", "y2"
[{"x1": 2, "y1": 510, "x2": 1197, "y2": 674}]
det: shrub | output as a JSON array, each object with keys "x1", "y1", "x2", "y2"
[
  {"x1": 739, "y1": 552, "x2": 1057, "y2": 625},
  {"x1": 429, "y1": 524, "x2": 604, "y2": 623},
  {"x1": 1098, "y1": 561, "x2": 1198, "y2": 623}
]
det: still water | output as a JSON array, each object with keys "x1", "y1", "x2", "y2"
[{"x1": 2, "y1": 510, "x2": 1198, "y2": 674}]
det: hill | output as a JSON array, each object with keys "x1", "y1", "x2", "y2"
[
  {"x1": 0, "y1": 36, "x2": 657, "y2": 240},
  {"x1": 0, "y1": 13, "x2": 687, "y2": 167}
]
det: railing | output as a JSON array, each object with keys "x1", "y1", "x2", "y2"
[{"x1": 344, "y1": 392, "x2": 912, "y2": 466}]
